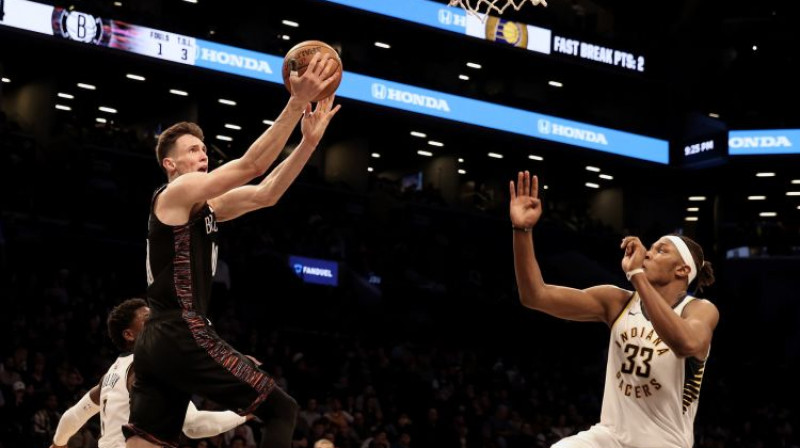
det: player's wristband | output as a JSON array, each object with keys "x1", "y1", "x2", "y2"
[
  {"x1": 626, "y1": 268, "x2": 645, "y2": 281},
  {"x1": 512, "y1": 225, "x2": 531, "y2": 233}
]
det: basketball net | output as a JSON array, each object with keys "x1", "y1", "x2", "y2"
[{"x1": 448, "y1": 0, "x2": 548, "y2": 21}]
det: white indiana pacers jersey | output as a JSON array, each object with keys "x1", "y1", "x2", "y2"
[
  {"x1": 600, "y1": 293, "x2": 707, "y2": 448},
  {"x1": 99, "y1": 353, "x2": 134, "y2": 448}
]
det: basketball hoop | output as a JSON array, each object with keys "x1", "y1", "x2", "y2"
[{"x1": 448, "y1": 0, "x2": 548, "y2": 21}]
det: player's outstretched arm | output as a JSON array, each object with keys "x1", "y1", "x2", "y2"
[
  {"x1": 209, "y1": 95, "x2": 341, "y2": 222},
  {"x1": 162, "y1": 53, "x2": 340, "y2": 211},
  {"x1": 511, "y1": 170, "x2": 629, "y2": 324},
  {"x1": 50, "y1": 385, "x2": 101, "y2": 448}
]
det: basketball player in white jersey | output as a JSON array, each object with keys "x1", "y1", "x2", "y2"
[
  {"x1": 509, "y1": 171, "x2": 719, "y2": 448},
  {"x1": 50, "y1": 299, "x2": 249, "y2": 448}
]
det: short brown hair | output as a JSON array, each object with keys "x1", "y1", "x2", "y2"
[{"x1": 155, "y1": 122, "x2": 204, "y2": 172}]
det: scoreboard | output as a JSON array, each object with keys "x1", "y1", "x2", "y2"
[{"x1": 0, "y1": 0, "x2": 670, "y2": 164}]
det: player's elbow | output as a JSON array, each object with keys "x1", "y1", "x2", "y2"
[
  {"x1": 254, "y1": 188, "x2": 280, "y2": 208},
  {"x1": 234, "y1": 156, "x2": 266, "y2": 180},
  {"x1": 182, "y1": 427, "x2": 198, "y2": 439},
  {"x1": 672, "y1": 338, "x2": 702, "y2": 358},
  {"x1": 518, "y1": 291, "x2": 534, "y2": 307},
  {"x1": 518, "y1": 288, "x2": 544, "y2": 309},
  {"x1": 261, "y1": 193, "x2": 280, "y2": 207},
  {"x1": 244, "y1": 159, "x2": 267, "y2": 178},
  {"x1": 182, "y1": 423, "x2": 207, "y2": 439}
]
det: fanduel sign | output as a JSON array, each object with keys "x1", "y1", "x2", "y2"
[
  {"x1": 728, "y1": 129, "x2": 800, "y2": 156},
  {"x1": 289, "y1": 255, "x2": 339, "y2": 287}
]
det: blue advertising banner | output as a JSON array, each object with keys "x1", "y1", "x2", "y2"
[
  {"x1": 1, "y1": 0, "x2": 668, "y2": 163},
  {"x1": 728, "y1": 129, "x2": 800, "y2": 156}
]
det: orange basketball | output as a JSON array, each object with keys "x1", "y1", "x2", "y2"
[{"x1": 281, "y1": 40, "x2": 343, "y2": 102}]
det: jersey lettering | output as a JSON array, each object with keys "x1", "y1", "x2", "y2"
[
  {"x1": 211, "y1": 241, "x2": 218, "y2": 276},
  {"x1": 145, "y1": 239, "x2": 154, "y2": 286},
  {"x1": 619, "y1": 343, "x2": 655, "y2": 381},
  {"x1": 205, "y1": 214, "x2": 218, "y2": 234},
  {"x1": 603, "y1": 295, "x2": 704, "y2": 447}
]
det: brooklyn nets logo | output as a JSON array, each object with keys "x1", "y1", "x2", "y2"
[{"x1": 51, "y1": 7, "x2": 110, "y2": 45}]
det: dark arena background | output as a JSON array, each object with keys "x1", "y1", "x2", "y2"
[{"x1": 2, "y1": 0, "x2": 800, "y2": 447}]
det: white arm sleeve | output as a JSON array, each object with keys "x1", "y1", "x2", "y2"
[
  {"x1": 52, "y1": 391, "x2": 100, "y2": 446},
  {"x1": 182, "y1": 401, "x2": 247, "y2": 439}
]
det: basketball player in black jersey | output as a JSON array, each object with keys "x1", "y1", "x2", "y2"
[{"x1": 124, "y1": 52, "x2": 341, "y2": 448}]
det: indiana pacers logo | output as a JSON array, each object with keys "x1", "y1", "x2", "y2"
[{"x1": 485, "y1": 17, "x2": 528, "y2": 48}]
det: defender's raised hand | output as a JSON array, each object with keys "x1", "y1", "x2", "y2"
[{"x1": 509, "y1": 171, "x2": 542, "y2": 230}]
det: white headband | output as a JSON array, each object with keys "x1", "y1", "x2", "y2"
[{"x1": 663, "y1": 236, "x2": 697, "y2": 284}]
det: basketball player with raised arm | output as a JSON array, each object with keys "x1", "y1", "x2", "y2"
[
  {"x1": 509, "y1": 171, "x2": 719, "y2": 448},
  {"x1": 50, "y1": 299, "x2": 249, "y2": 448},
  {"x1": 123, "y1": 53, "x2": 341, "y2": 448}
]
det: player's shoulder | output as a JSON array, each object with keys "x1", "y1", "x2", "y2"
[
  {"x1": 164, "y1": 172, "x2": 205, "y2": 193},
  {"x1": 685, "y1": 297, "x2": 719, "y2": 315},
  {"x1": 585, "y1": 285, "x2": 634, "y2": 326},
  {"x1": 157, "y1": 173, "x2": 207, "y2": 211},
  {"x1": 682, "y1": 297, "x2": 720, "y2": 332},
  {"x1": 585, "y1": 284, "x2": 634, "y2": 303}
]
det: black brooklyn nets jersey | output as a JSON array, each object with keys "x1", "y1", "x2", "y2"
[{"x1": 145, "y1": 185, "x2": 218, "y2": 316}]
